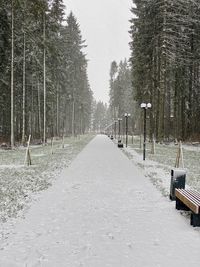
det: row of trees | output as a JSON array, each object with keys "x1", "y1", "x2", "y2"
[
  {"x1": 109, "y1": 59, "x2": 137, "y2": 134},
  {"x1": 129, "y1": 0, "x2": 200, "y2": 141},
  {"x1": 0, "y1": 0, "x2": 93, "y2": 147},
  {"x1": 92, "y1": 101, "x2": 109, "y2": 133}
]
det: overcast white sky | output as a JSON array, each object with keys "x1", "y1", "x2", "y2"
[{"x1": 63, "y1": 0, "x2": 132, "y2": 104}]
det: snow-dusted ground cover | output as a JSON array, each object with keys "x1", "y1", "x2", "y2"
[
  {"x1": 0, "y1": 135, "x2": 200, "y2": 267},
  {"x1": 0, "y1": 135, "x2": 94, "y2": 223},
  {"x1": 122, "y1": 136, "x2": 200, "y2": 197}
]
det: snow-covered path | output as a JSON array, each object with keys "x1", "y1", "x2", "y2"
[{"x1": 0, "y1": 135, "x2": 200, "y2": 267}]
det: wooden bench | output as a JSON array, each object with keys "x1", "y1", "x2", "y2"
[{"x1": 175, "y1": 189, "x2": 200, "y2": 227}]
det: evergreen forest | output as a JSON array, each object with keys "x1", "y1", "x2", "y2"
[
  {"x1": 2, "y1": 0, "x2": 200, "y2": 145},
  {"x1": 109, "y1": 0, "x2": 200, "y2": 142},
  {"x1": 130, "y1": 0, "x2": 200, "y2": 141},
  {"x1": 0, "y1": 0, "x2": 93, "y2": 147}
]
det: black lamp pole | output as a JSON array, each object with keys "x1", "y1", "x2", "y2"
[
  {"x1": 114, "y1": 120, "x2": 117, "y2": 139},
  {"x1": 143, "y1": 108, "x2": 147, "y2": 160},
  {"x1": 141, "y1": 103, "x2": 151, "y2": 161},
  {"x1": 118, "y1": 118, "x2": 122, "y2": 140},
  {"x1": 124, "y1": 113, "x2": 130, "y2": 147}
]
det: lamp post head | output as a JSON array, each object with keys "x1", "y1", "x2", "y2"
[
  {"x1": 124, "y1": 113, "x2": 131, "y2": 117},
  {"x1": 140, "y1": 103, "x2": 146, "y2": 108},
  {"x1": 118, "y1": 118, "x2": 122, "y2": 121},
  {"x1": 147, "y1": 103, "x2": 152, "y2": 109},
  {"x1": 140, "y1": 102, "x2": 152, "y2": 109}
]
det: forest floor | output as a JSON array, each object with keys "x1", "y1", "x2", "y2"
[
  {"x1": 0, "y1": 134, "x2": 94, "y2": 223},
  {"x1": 0, "y1": 134, "x2": 200, "y2": 266}
]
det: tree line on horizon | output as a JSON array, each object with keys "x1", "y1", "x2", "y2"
[
  {"x1": 0, "y1": 0, "x2": 93, "y2": 147},
  {"x1": 92, "y1": 59, "x2": 137, "y2": 135},
  {"x1": 108, "y1": 59, "x2": 137, "y2": 134}
]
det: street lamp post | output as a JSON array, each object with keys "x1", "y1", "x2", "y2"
[
  {"x1": 114, "y1": 120, "x2": 117, "y2": 139},
  {"x1": 140, "y1": 103, "x2": 151, "y2": 160},
  {"x1": 118, "y1": 118, "x2": 122, "y2": 140},
  {"x1": 124, "y1": 113, "x2": 131, "y2": 147}
]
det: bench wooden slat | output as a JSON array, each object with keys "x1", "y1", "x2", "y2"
[
  {"x1": 181, "y1": 190, "x2": 200, "y2": 206},
  {"x1": 175, "y1": 189, "x2": 200, "y2": 207},
  {"x1": 189, "y1": 190, "x2": 200, "y2": 202},
  {"x1": 175, "y1": 189, "x2": 199, "y2": 203},
  {"x1": 175, "y1": 189, "x2": 200, "y2": 226},
  {"x1": 175, "y1": 189, "x2": 200, "y2": 204},
  {"x1": 175, "y1": 189, "x2": 200, "y2": 214}
]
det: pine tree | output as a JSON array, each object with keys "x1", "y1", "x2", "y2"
[
  {"x1": 0, "y1": 1, "x2": 93, "y2": 145},
  {"x1": 129, "y1": 0, "x2": 200, "y2": 141}
]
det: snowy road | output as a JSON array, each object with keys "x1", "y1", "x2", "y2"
[{"x1": 0, "y1": 135, "x2": 200, "y2": 267}]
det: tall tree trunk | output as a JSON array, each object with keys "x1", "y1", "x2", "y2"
[
  {"x1": 37, "y1": 79, "x2": 42, "y2": 138},
  {"x1": 72, "y1": 98, "x2": 75, "y2": 136},
  {"x1": 188, "y1": 63, "x2": 193, "y2": 137},
  {"x1": 11, "y1": 0, "x2": 14, "y2": 148},
  {"x1": 174, "y1": 70, "x2": 178, "y2": 139},
  {"x1": 158, "y1": 3, "x2": 167, "y2": 142},
  {"x1": 56, "y1": 85, "x2": 59, "y2": 136},
  {"x1": 31, "y1": 77, "x2": 34, "y2": 137},
  {"x1": 165, "y1": 78, "x2": 171, "y2": 140},
  {"x1": 22, "y1": 32, "x2": 26, "y2": 145},
  {"x1": 43, "y1": 13, "x2": 46, "y2": 144}
]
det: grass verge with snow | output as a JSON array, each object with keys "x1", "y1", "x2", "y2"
[
  {"x1": 0, "y1": 134, "x2": 94, "y2": 222},
  {"x1": 120, "y1": 135, "x2": 200, "y2": 197}
]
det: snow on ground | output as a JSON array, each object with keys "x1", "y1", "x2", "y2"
[
  {"x1": 0, "y1": 135, "x2": 94, "y2": 223},
  {"x1": 0, "y1": 135, "x2": 200, "y2": 266},
  {"x1": 123, "y1": 135, "x2": 200, "y2": 194},
  {"x1": 123, "y1": 146, "x2": 172, "y2": 197}
]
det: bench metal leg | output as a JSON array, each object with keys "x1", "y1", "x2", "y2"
[
  {"x1": 175, "y1": 198, "x2": 190, "y2": 211},
  {"x1": 191, "y1": 213, "x2": 200, "y2": 227}
]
